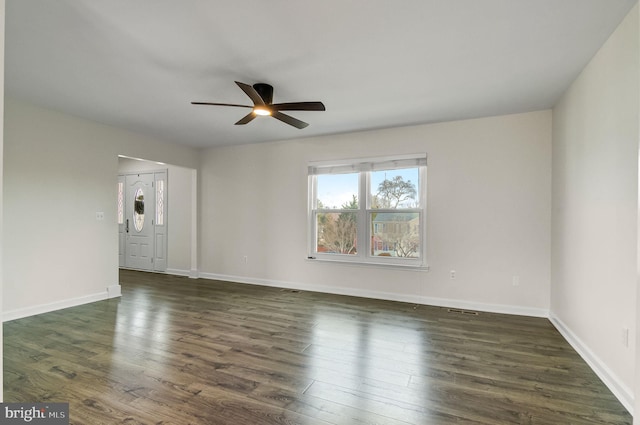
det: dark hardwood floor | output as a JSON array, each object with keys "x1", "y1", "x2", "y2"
[{"x1": 4, "y1": 270, "x2": 632, "y2": 424}]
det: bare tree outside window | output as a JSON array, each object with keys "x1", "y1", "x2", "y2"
[
  {"x1": 372, "y1": 176, "x2": 420, "y2": 258},
  {"x1": 317, "y1": 195, "x2": 358, "y2": 254},
  {"x1": 373, "y1": 175, "x2": 417, "y2": 209}
]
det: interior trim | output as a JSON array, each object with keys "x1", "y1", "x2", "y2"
[
  {"x1": 198, "y1": 271, "x2": 549, "y2": 318},
  {"x1": 550, "y1": 313, "x2": 633, "y2": 414}
]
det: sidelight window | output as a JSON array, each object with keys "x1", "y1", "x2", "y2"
[
  {"x1": 156, "y1": 179, "x2": 165, "y2": 226},
  {"x1": 117, "y1": 182, "x2": 124, "y2": 224}
]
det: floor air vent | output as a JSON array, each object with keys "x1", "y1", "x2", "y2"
[
  {"x1": 447, "y1": 308, "x2": 479, "y2": 315},
  {"x1": 280, "y1": 289, "x2": 301, "y2": 293}
]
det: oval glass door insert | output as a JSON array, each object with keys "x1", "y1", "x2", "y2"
[{"x1": 133, "y1": 188, "x2": 145, "y2": 232}]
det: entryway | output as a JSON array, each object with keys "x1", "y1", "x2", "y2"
[{"x1": 118, "y1": 170, "x2": 168, "y2": 272}]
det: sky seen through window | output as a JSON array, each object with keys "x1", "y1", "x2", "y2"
[{"x1": 317, "y1": 168, "x2": 419, "y2": 209}]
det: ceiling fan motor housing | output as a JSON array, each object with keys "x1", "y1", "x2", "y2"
[{"x1": 253, "y1": 83, "x2": 273, "y2": 104}]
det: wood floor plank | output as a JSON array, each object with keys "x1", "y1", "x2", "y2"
[{"x1": 3, "y1": 269, "x2": 632, "y2": 424}]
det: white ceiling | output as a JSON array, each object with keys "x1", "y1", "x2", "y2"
[{"x1": 5, "y1": 0, "x2": 637, "y2": 148}]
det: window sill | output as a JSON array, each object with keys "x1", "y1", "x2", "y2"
[{"x1": 306, "y1": 255, "x2": 430, "y2": 271}]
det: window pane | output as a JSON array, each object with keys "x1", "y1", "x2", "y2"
[
  {"x1": 317, "y1": 173, "x2": 359, "y2": 209},
  {"x1": 316, "y1": 212, "x2": 358, "y2": 255},
  {"x1": 133, "y1": 188, "x2": 145, "y2": 232},
  {"x1": 156, "y1": 179, "x2": 165, "y2": 226},
  {"x1": 371, "y1": 168, "x2": 419, "y2": 209},
  {"x1": 117, "y1": 182, "x2": 124, "y2": 224},
  {"x1": 371, "y1": 212, "x2": 420, "y2": 258}
]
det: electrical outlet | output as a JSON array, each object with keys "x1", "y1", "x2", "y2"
[
  {"x1": 512, "y1": 275, "x2": 520, "y2": 286},
  {"x1": 622, "y1": 327, "x2": 630, "y2": 348},
  {"x1": 96, "y1": 212, "x2": 105, "y2": 221},
  {"x1": 450, "y1": 270, "x2": 456, "y2": 279},
  {"x1": 243, "y1": 255, "x2": 248, "y2": 264}
]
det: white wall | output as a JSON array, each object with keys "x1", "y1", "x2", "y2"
[
  {"x1": 551, "y1": 4, "x2": 639, "y2": 413},
  {"x1": 2, "y1": 98, "x2": 199, "y2": 320},
  {"x1": 0, "y1": 0, "x2": 6, "y2": 402},
  {"x1": 118, "y1": 158, "x2": 195, "y2": 274},
  {"x1": 637, "y1": 4, "x2": 640, "y2": 422},
  {"x1": 199, "y1": 110, "x2": 552, "y2": 316}
]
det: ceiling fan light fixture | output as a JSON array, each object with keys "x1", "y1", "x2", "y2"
[
  {"x1": 253, "y1": 107, "x2": 271, "y2": 116},
  {"x1": 192, "y1": 81, "x2": 325, "y2": 129}
]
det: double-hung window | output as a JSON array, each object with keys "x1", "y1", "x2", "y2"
[{"x1": 308, "y1": 154, "x2": 427, "y2": 267}]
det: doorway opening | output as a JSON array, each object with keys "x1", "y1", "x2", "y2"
[
  {"x1": 118, "y1": 170, "x2": 168, "y2": 272},
  {"x1": 118, "y1": 156, "x2": 198, "y2": 277}
]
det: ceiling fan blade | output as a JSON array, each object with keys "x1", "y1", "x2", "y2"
[
  {"x1": 235, "y1": 81, "x2": 265, "y2": 106},
  {"x1": 272, "y1": 111, "x2": 309, "y2": 129},
  {"x1": 271, "y1": 101, "x2": 326, "y2": 111},
  {"x1": 191, "y1": 102, "x2": 253, "y2": 108},
  {"x1": 235, "y1": 112, "x2": 257, "y2": 125}
]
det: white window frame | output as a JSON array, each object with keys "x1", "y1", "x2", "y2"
[{"x1": 308, "y1": 154, "x2": 427, "y2": 268}]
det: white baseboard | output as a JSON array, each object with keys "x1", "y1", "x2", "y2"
[
  {"x1": 549, "y1": 313, "x2": 633, "y2": 414},
  {"x1": 107, "y1": 284, "x2": 122, "y2": 298},
  {"x1": 410, "y1": 296, "x2": 548, "y2": 318},
  {"x1": 197, "y1": 272, "x2": 549, "y2": 318},
  {"x1": 166, "y1": 268, "x2": 200, "y2": 279},
  {"x1": 166, "y1": 268, "x2": 191, "y2": 277},
  {"x1": 3, "y1": 289, "x2": 114, "y2": 322}
]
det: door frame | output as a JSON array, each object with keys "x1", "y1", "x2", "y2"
[{"x1": 118, "y1": 169, "x2": 168, "y2": 272}]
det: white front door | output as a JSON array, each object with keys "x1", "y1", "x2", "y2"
[
  {"x1": 118, "y1": 170, "x2": 168, "y2": 272},
  {"x1": 125, "y1": 173, "x2": 155, "y2": 270}
]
